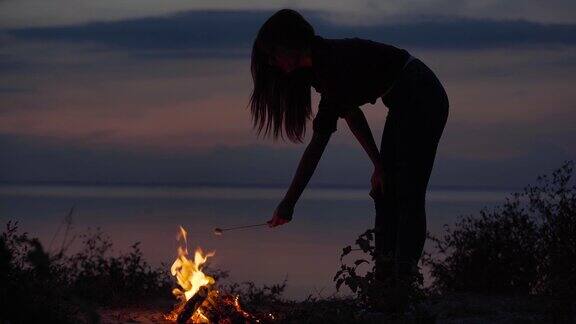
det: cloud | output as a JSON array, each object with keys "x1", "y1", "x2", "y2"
[
  {"x1": 5, "y1": 10, "x2": 576, "y2": 55},
  {"x1": 0, "y1": 0, "x2": 574, "y2": 29}
]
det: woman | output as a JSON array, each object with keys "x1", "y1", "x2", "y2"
[{"x1": 250, "y1": 9, "x2": 449, "y2": 284}]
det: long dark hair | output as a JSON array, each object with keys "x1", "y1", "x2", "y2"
[{"x1": 249, "y1": 9, "x2": 315, "y2": 143}]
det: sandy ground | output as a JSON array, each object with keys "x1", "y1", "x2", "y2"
[
  {"x1": 99, "y1": 308, "x2": 172, "y2": 324},
  {"x1": 98, "y1": 293, "x2": 573, "y2": 323},
  {"x1": 99, "y1": 299, "x2": 174, "y2": 324}
]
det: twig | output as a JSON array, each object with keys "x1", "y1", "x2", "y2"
[{"x1": 58, "y1": 205, "x2": 75, "y2": 257}]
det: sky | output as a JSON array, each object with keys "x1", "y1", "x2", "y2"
[{"x1": 1, "y1": 1, "x2": 575, "y2": 188}]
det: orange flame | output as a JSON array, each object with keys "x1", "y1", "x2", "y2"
[{"x1": 168, "y1": 226, "x2": 215, "y2": 322}]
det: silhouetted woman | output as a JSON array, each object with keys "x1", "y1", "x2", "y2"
[{"x1": 249, "y1": 8, "x2": 449, "y2": 296}]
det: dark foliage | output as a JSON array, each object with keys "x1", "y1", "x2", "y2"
[
  {"x1": 280, "y1": 296, "x2": 363, "y2": 323},
  {"x1": 0, "y1": 221, "x2": 97, "y2": 323},
  {"x1": 424, "y1": 161, "x2": 576, "y2": 300},
  {"x1": 219, "y1": 279, "x2": 287, "y2": 321},
  {"x1": 222, "y1": 279, "x2": 286, "y2": 311},
  {"x1": 333, "y1": 229, "x2": 428, "y2": 317},
  {"x1": 220, "y1": 277, "x2": 367, "y2": 323},
  {"x1": 424, "y1": 194, "x2": 540, "y2": 294},
  {"x1": 0, "y1": 221, "x2": 172, "y2": 323},
  {"x1": 65, "y1": 228, "x2": 172, "y2": 304}
]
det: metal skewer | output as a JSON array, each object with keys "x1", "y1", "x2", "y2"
[{"x1": 213, "y1": 223, "x2": 268, "y2": 235}]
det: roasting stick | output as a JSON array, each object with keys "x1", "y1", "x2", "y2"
[{"x1": 213, "y1": 223, "x2": 268, "y2": 235}]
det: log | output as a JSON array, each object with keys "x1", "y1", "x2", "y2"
[
  {"x1": 197, "y1": 290, "x2": 221, "y2": 323},
  {"x1": 176, "y1": 285, "x2": 210, "y2": 324}
]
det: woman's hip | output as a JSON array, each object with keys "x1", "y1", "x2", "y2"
[{"x1": 382, "y1": 58, "x2": 449, "y2": 115}]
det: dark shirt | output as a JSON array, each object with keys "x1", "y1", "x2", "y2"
[{"x1": 310, "y1": 35, "x2": 411, "y2": 134}]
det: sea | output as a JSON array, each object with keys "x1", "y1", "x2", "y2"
[{"x1": 0, "y1": 184, "x2": 514, "y2": 299}]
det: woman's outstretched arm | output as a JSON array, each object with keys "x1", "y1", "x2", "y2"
[
  {"x1": 268, "y1": 131, "x2": 332, "y2": 227},
  {"x1": 343, "y1": 107, "x2": 385, "y2": 194}
]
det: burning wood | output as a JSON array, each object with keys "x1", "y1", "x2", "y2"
[
  {"x1": 176, "y1": 285, "x2": 210, "y2": 324},
  {"x1": 165, "y1": 226, "x2": 272, "y2": 323}
]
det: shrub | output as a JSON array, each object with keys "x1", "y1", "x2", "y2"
[
  {"x1": 0, "y1": 221, "x2": 172, "y2": 323},
  {"x1": 424, "y1": 193, "x2": 540, "y2": 294},
  {"x1": 66, "y1": 228, "x2": 172, "y2": 304},
  {"x1": 527, "y1": 161, "x2": 576, "y2": 298},
  {"x1": 0, "y1": 221, "x2": 97, "y2": 323},
  {"x1": 424, "y1": 161, "x2": 576, "y2": 298},
  {"x1": 333, "y1": 229, "x2": 426, "y2": 314}
]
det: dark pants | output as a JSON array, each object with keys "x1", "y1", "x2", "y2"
[{"x1": 371, "y1": 58, "x2": 449, "y2": 280}]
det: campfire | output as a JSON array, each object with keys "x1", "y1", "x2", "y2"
[{"x1": 165, "y1": 226, "x2": 273, "y2": 323}]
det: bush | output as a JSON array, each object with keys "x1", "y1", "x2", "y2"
[
  {"x1": 527, "y1": 161, "x2": 576, "y2": 298},
  {"x1": 334, "y1": 229, "x2": 427, "y2": 315},
  {"x1": 66, "y1": 228, "x2": 172, "y2": 304},
  {"x1": 0, "y1": 221, "x2": 172, "y2": 323},
  {"x1": 424, "y1": 161, "x2": 576, "y2": 298},
  {"x1": 0, "y1": 221, "x2": 97, "y2": 323},
  {"x1": 424, "y1": 194, "x2": 540, "y2": 294}
]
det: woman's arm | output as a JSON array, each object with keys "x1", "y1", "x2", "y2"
[
  {"x1": 283, "y1": 131, "x2": 331, "y2": 205},
  {"x1": 268, "y1": 131, "x2": 332, "y2": 227},
  {"x1": 344, "y1": 107, "x2": 381, "y2": 168},
  {"x1": 343, "y1": 107, "x2": 385, "y2": 195}
]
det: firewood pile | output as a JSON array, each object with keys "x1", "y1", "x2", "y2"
[
  {"x1": 171, "y1": 284, "x2": 274, "y2": 324},
  {"x1": 165, "y1": 227, "x2": 275, "y2": 323}
]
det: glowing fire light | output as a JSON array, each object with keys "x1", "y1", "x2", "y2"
[
  {"x1": 166, "y1": 226, "x2": 267, "y2": 323},
  {"x1": 166, "y1": 226, "x2": 215, "y2": 322}
]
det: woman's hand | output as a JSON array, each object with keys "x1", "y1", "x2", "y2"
[
  {"x1": 371, "y1": 166, "x2": 386, "y2": 197},
  {"x1": 267, "y1": 200, "x2": 294, "y2": 227}
]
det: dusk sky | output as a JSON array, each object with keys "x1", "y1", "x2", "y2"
[{"x1": 1, "y1": 1, "x2": 575, "y2": 188}]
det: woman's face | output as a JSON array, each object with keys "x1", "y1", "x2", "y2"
[{"x1": 270, "y1": 48, "x2": 303, "y2": 74}]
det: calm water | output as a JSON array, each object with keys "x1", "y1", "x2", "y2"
[{"x1": 0, "y1": 184, "x2": 511, "y2": 299}]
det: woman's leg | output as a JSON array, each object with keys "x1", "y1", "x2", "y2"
[
  {"x1": 392, "y1": 60, "x2": 449, "y2": 276},
  {"x1": 393, "y1": 129, "x2": 439, "y2": 275},
  {"x1": 373, "y1": 111, "x2": 400, "y2": 282},
  {"x1": 373, "y1": 108, "x2": 436, "y2": 278}
]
